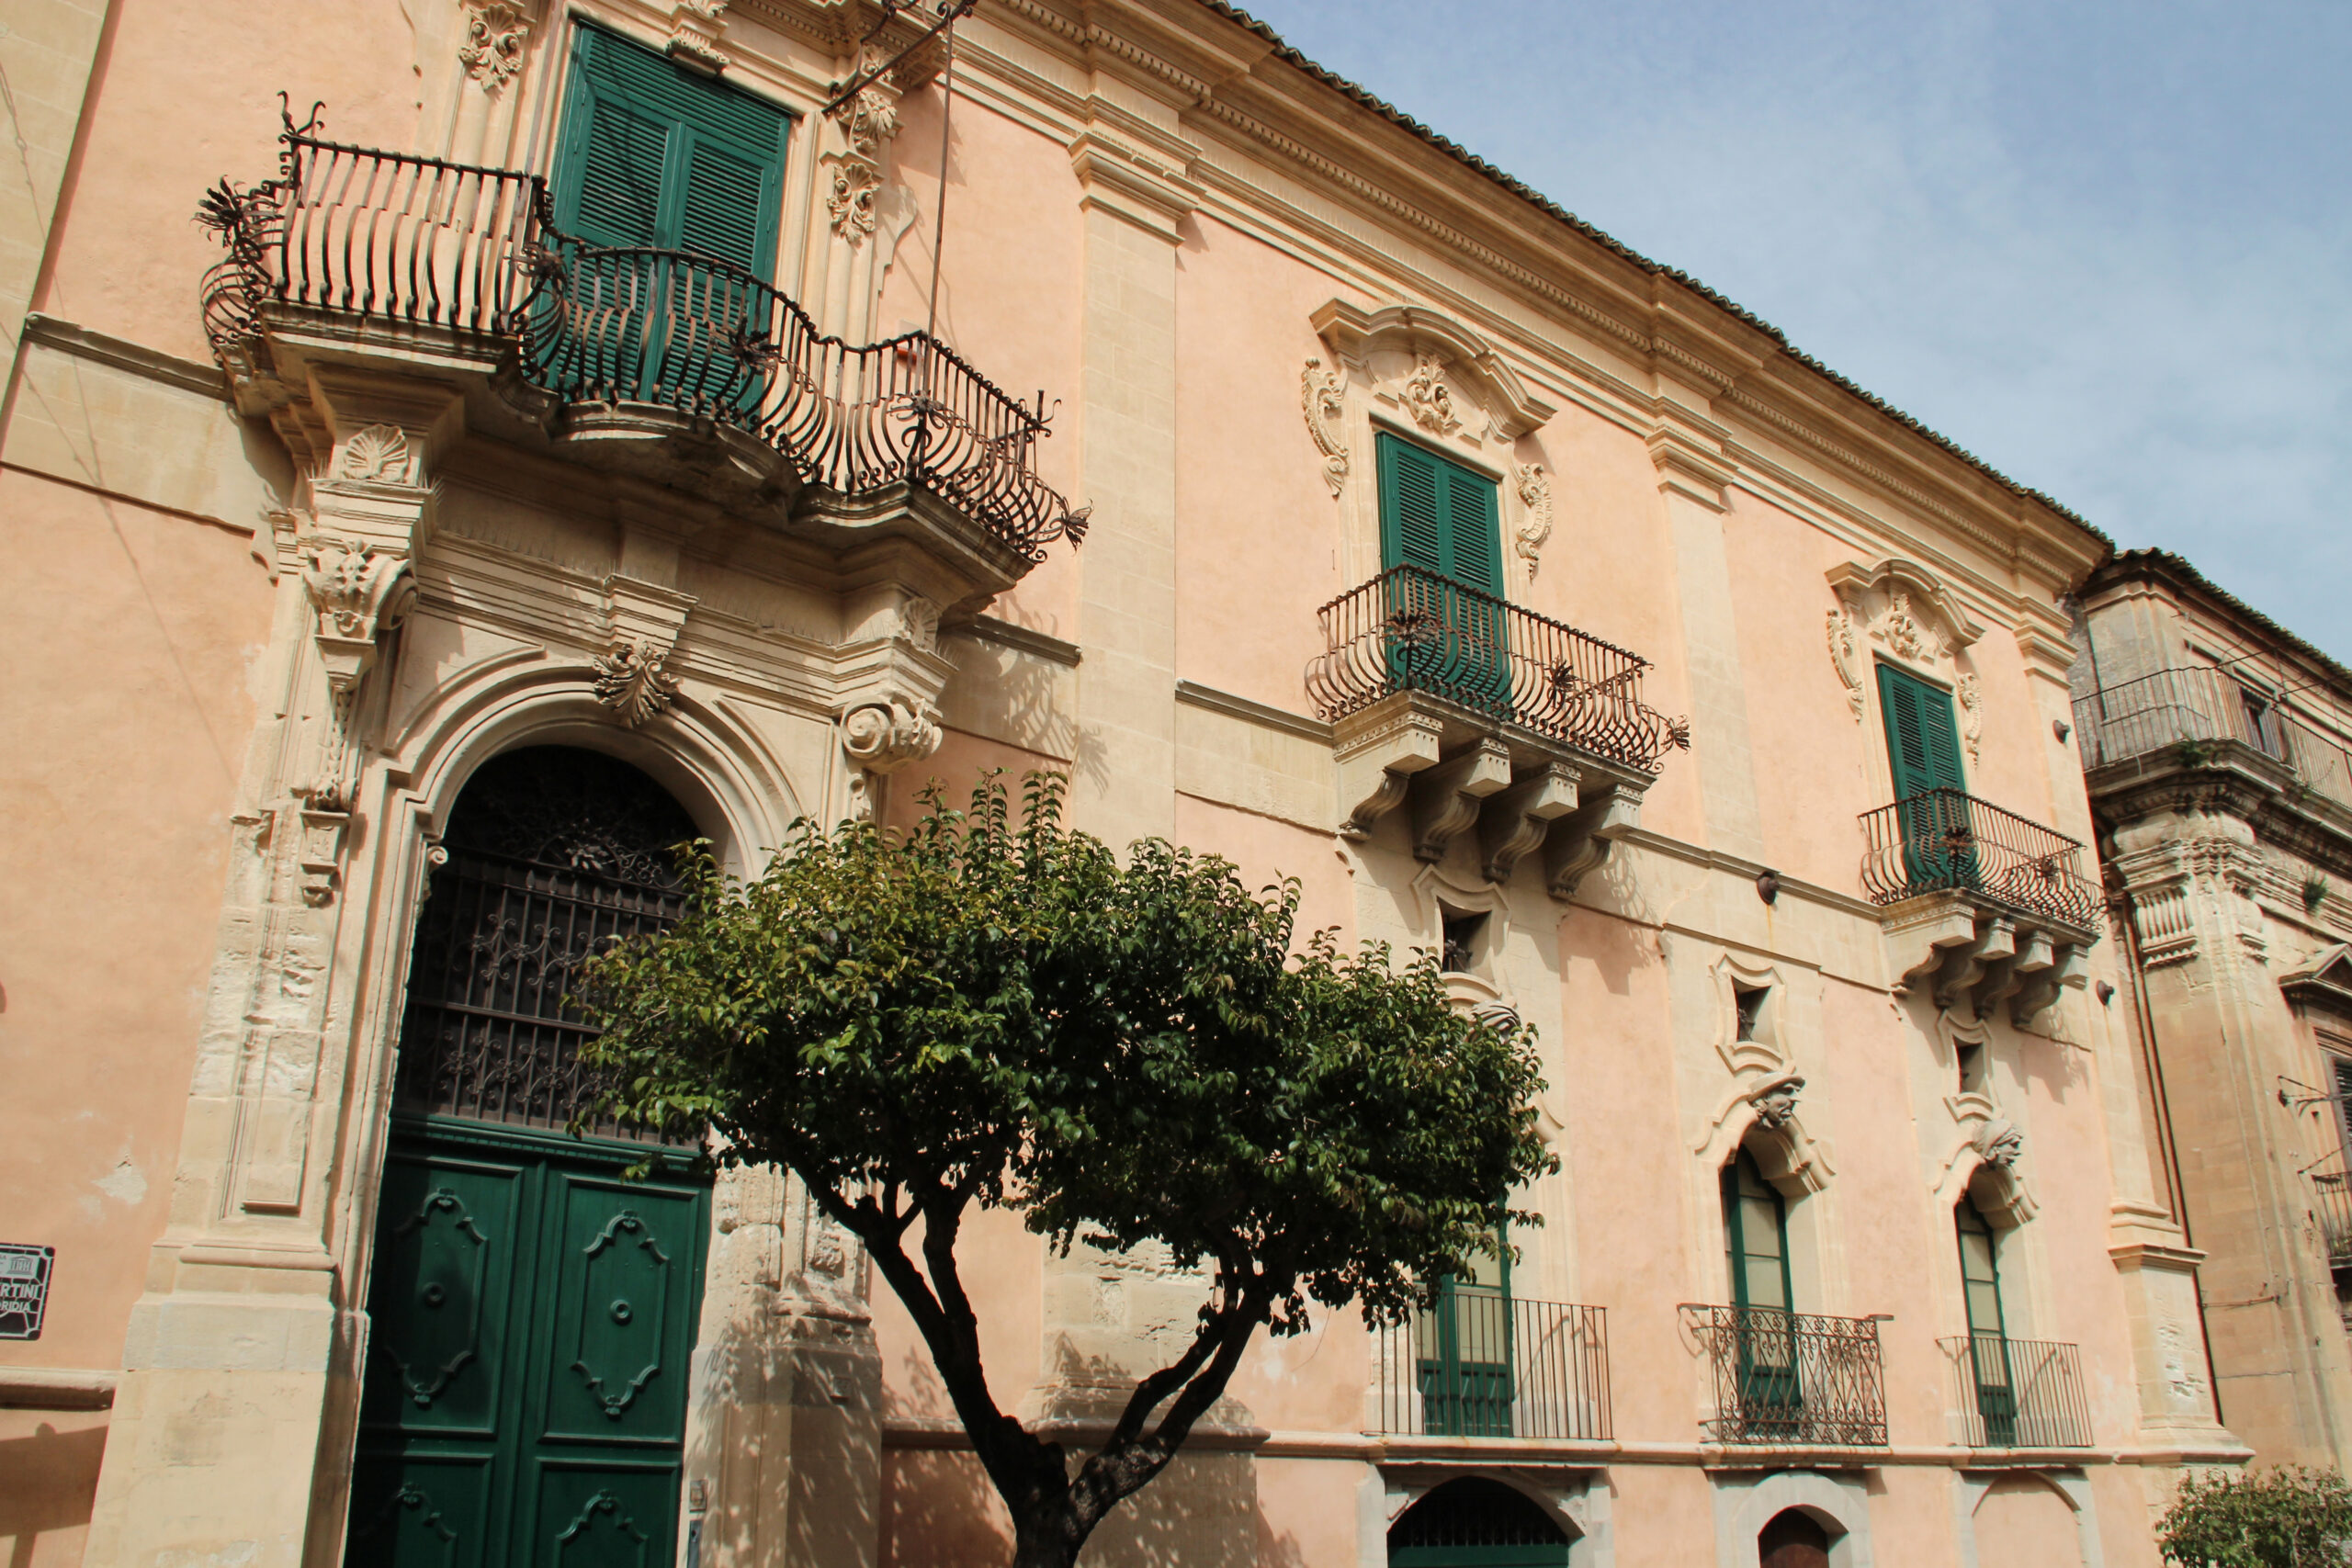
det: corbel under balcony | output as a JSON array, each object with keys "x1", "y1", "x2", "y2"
[{"x1": 1330, "y1": 692, "x2": 1658, "y2": 901}]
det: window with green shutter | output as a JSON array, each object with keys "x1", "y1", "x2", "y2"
[
  {"x1": 1877, "y1": 663, "x2": 1978, "y2": 889},
  {"x1": 546, "y1": 26, "x2": 792, "y2": 411},
  {"x1": 553, "y1": 24, "x2": 790, "y2": 277},
  {"x1": 1876, "y1": 663, "x2": 1967, "y2": 800},
  {"x1": 1956, "y1": 1196, "x2": 2017, "y2": 1443},
  {"x1": 1722, "y1": 1149, "x2": 1801, "y2": 1425},
  {"x1": 1376, "y1": 432, "x2": 1510, "y2": 715}
]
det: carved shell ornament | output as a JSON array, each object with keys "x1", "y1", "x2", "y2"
[
  {"x1": 1300, "y1": 358, "x2": 1349, "y2": 497},
  {"x1": 337, "y1": 424, "x2": 413, "y2": 484}
]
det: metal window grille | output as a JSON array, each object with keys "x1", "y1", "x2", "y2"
[
  {"x1": 1374, "y1": 1292, "x2": 1611, "y2": 1440},
  {"x1": 390, "y1": 748, "x2": 695, "y2": 1139},
  {"x1": 1693, "y1": 1304, "x2": 1888, "y2": 1447},
  {"x1": 1938, "y1": 1334, "x2": 2093, "y2": 1448}
]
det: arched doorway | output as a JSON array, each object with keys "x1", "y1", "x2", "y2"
[
  {"x1": 1758, "y1": 1506, "x2": 1832, "y2": 1568},
  {"x1": 1388, "y1": 1477, "x2": 1573, "y2": 1566},
  {"x1": 345, "y1": 748, "x2": 713, "y2": 1567}
]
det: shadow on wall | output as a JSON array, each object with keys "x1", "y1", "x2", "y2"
[
  {"x1": 878, "y1": 1342, "x2": 1262, "y2": 1568},
  {"x1": 942, "y1": 604, "x2": 1109, "y2": 795},
  {"x1": 0, "y1": 1416, "x2": 107, "y2": 1566}
]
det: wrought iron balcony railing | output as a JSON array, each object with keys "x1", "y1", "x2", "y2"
[
  {"x1": 1374, "y1": 1290, "x2": 1611, "y2": 1441},
  {"x1": 1938, "y1": 1334, "x2": 2092, "y2": 1449},
  {"x1": 2074, "y1": 665, "x2": 2352, "y2": 817},
  {"x1": 198, "y1": 113, "x2": 1085, "y2": 561},
  {"x1": 2305, "y1": 1151, "x2": 2352, "y2": 1269},
  {"x1": 1306, "y1": 565, "x2": 1686, "y2": 770},
  {"x1": 1692, "y1": 1304, "x2": 1888, "y2": 1447},
  {"x1": 1858, "y1": 788, "x2": 2102, "y2": 931}
]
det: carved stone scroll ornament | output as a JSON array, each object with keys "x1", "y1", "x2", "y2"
[
  {"x1": 1301, "y1": 358, "x2": 1349, "y2": 498},
  {"x1": 458, "y1": 0, "x2": 535, "y2": 91},
  {"x1": 300, "y1": 534, "x2": 413, "y2": 693},
  {"x1": 1958, "y1": 671, "x2": 1984, "y2": 765},
  {"x1": 823, "y1": 45, "x2": 900, "y2": 243},
  {"x1": 1402, "y1": 352, "x2": 1459, "y2": 435},
  {"x1": 1513, "y1": 463, "x2": 1553, "y2": 580},
  {"x1": 840, "y1": 699, "x2": 944, "y2": 819},
  {"x1": 593, "y1": 640, "x2": 679, "y2": 728},
  {"x1": 1827, "y1": 604, "x2": 1863, "y2": 722}
]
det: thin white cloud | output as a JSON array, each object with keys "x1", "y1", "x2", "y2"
[{"x1": 1241, "y1": 0, "x2": 2352, "y2": 660}]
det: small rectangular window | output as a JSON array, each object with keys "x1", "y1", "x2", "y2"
[
  {"x1": 1440, "y1": 909, "x2": 1488, "y2": 975},
  {"x1": 1734, "y1": 985, "x2": 1768, "y2": 1043}
]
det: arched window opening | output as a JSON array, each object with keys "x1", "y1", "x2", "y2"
[
  {"x1": 392, "y1": 745, "x2": 700, "y2": 1136},
  {"x1": 1722, "y1": 1146, "x2": 1800, "y2": 1431},
  {"x1": 1758, "y1": 1506, "x2": 1832, "y2": 1568},
  {"x1": 1957, "y1": 1192, "x2": 2016, "y2": 1443},
  {"x1": 1388, "y1": 1477, "x2": 1571, "y2": 1567}
]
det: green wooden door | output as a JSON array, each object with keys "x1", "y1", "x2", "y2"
[
  {"x1": 345, "y1": 1121, "x2": 708, "y2": 1568},
  {"x1": 1377, "y1": 433, "x2": 1510, "y2": 716},
  {"x1": 1877, "y1": 663, "x2": 1975, "y2": 890},
  {"x1": 545, "y1": 24, "x2": 790, "y2": 410},
  {"x1": 1722, "y1": 1149, "x2": 1801, "y2": 1432},
  {"x1": 1956, "y1": 1196, "x2": 2016, "y2": 1445}
]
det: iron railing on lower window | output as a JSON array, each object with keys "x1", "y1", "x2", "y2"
[
  {"x1": 1857, "y1": 787, "x2": 2102, "y2": 930},
  {"x1": 1693, "y1": 1304, "x2": 1888, "y2": 1447},
  {"x1": 197, "y1": 112, "x2": 1086, "y2": 562},
  {"x1": 1938, "y1": 1334, "x2": 2092, "y2": 1448},
  {"x1": 1374, "y1": 1289, "x2": 1611, "y2": 1440},
  {"x1": 1306, "y1": 565, "x2": 1686, "y2": 770},
  {"x1": 2305, "y1": 1151, "x2": 2352, "y2": 1269}
]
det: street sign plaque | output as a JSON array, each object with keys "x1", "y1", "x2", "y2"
[{"x1": 0, "y1": 1245, "x2": 54, "y2": 1339}]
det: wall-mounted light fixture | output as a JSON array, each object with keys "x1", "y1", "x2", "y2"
[
  {"x1": 2096, "y1": 980, "x2": 2115, "y2": 1005},
  {"x1": 1756, "y1": 869, "x2": 1781, "y2": 906},
  {"x1": 2053, "y1": 717, "x2": 2072, "y2": 743}
]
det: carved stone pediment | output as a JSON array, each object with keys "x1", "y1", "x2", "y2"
[
  {"x1": 1310, "y1": 300, "x2": 1555, "y2": 440},
  {"x1": 2282, "y1": 943, "x2": 2352, "y2": 1015},
  {"x1": 1826, "y1": 557, "x2": 1987, "y2": 760}
]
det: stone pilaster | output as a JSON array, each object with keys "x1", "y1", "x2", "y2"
[{"x1": 84, "y1": 381, "x2": 464, "y2": 1568}]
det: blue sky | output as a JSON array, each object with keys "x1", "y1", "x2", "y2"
[{"x1": 1238, "y1": 1, "x2": 2352, "y2": 661}]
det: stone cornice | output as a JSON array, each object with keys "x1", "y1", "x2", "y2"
[{"x1": 961, "y1": 0, "x2": 2109, "y2": 593}]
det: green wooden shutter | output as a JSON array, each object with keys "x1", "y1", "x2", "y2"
[
  {"x1": 1721, "y1": 1151, "x2": 1792, "y2": 1312},
  {"x1": 1376, "y1": 432, "x2": 1504, "y2": 590},
  {"x1": 554, "y1": 24, "x2": 789, "y2": 281},
  {"x1": 1443, "y1": 460, "x2": 1502, "y2": 596},
  {"x1": 1877, "y1": 663, "x2": 1966, "y2": 797},
  {"x1": 1381, "y1": 434, "x2": 1446, "y2": 574}
]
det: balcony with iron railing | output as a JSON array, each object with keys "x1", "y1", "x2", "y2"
[
  {"x1": 2073, "y1": 665, "x2": 2352, "y2": 823},
  {"x1": 1690, "y1": 1304, "x2": 1889, "y2": 1448},
  {"x1": 1937, "y1": 1334, "x2": 2093, "y2": 1449},
  {"x1": 1860, "y1": 789, "x2": 2103, "y2": 1025},
  {"x1": 197, "y1": 111, "x2": 1085, "y2": 570},
  {"x1": 1373, "y1": 1290, "x2": 1611, "y2": 1442},
  {"x1": 1305, "y1": 565, "x2": 1687, "y2": 891}
]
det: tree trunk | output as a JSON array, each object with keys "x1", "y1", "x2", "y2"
[{"x1": 1010, "y1": 1502, "x2": 1086, "y2": 1568}]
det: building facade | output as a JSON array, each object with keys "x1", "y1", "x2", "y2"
[
  {"x1": 0, "y1": 2, "x2": 2243, "y2": 1564},
  {"x1": 2072, "y1": 550, "x2": 2352, "y2": 1473}
]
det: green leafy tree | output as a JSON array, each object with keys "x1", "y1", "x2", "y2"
[
  {"x1": 578, "y1": 774, "x2": 1553, "y2": 1568},
  {"x1": 2158, "y1": 1466, "x2": 2352, "y2": 1567}
]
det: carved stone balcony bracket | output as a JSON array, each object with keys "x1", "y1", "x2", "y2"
[
  {"x1": 1330, "y1": 692, "x2": 1655, "y2": 896},
  {"x1": 1409, "y1": 739, "x2": 1510, "y2": 863},
  {"x1": 1479, "y1": 762, "x2": 1578, "y2": 884},
  {"x1": 1882, "y1": 892, "x2": 2095, "y2": 1031}
]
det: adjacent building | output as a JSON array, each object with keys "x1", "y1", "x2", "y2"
[
  {"x1": 0, "y1": 2, "x2": 2247, "y2": 1564},
  {"x1": 2073, "y1": 548, "x2": 2352, "y2": 1472}
]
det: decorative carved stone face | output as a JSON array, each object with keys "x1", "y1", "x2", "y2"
[
  {"x1": 1750, "y1": 1073, "x2": 1805, "y2": 1131},
  {"x1": 1973, "y1": 1116, "x2": 2024, "y2": 1171}
]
